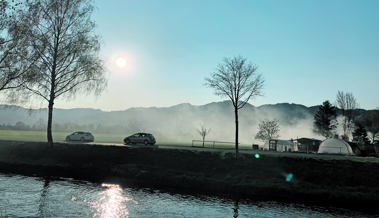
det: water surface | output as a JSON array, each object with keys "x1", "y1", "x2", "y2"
[{"x1": 0, "y1": 174, "x2": 376, "y2": 218}]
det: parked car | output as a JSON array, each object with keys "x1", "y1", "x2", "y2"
[
  {"x1": 66, "y1": 131, "x2": 94, "y2": 142},
  {"x1": 124, "y1": 133, "x2": 156, "y2": 145}
]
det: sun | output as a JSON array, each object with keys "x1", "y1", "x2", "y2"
[{"x1": 115, "y1": 56, "x2": 127, "y2": 68}]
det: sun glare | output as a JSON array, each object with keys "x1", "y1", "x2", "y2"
[
  {"x1": 115, "y1": 56, "x2": 127, "y2": 68},
  {"x1": 108, "y1": 52, "x2": 136, "y2": 74},
  {"x1": 91, "y1": 183, "x2": 131, "y2": 218}
]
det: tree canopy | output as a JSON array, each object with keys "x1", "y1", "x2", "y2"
[
  {"x1": 313, "y1": 100, "x2": 337, "y2": 138},
  {"x1": 355, "y1": 110, "x2": 379, "y2": 143},
  {"x1": 352, "y1": 124, "x2": 370, "y2": 146},
  {"x1": 255, "y1": 119, "x2": 280, "y2": 143},
  {"x1": 20, "y1": 0, "x2": 106, "y2": 144},
  {"x1": 0, "y1": 0, "x2": 37, "y2": 92}
]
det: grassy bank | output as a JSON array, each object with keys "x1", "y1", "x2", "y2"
[{"x1": 0, "y1": 140, "x2": 379, "y2": 210}]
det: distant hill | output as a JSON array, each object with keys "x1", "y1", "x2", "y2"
[{"x1": 0, "y1": 101, "x2": 325, "y2": 144}]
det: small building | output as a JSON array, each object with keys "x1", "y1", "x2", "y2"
[
  {"x1": 268, "y1": 139, "x2": 298, "y2": 152},
  {"x1": 296, "y1": 138, "x2": 321, "y2": 153}
]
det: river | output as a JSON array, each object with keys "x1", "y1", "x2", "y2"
[{"x1": 0, "y1": 174, "x2": 376, "y2": 218}]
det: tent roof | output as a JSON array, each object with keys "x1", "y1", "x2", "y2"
[{"x1": 318, "y1": 138, "x2": 354, "y2": 155}]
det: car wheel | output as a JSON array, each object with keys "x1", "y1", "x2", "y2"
[
  {"x1": 144, "y1": 140, "x2": 148, "y2": 145},
  {"x1": 125, "y1": 139, "x2": 130, "y2": 145}
]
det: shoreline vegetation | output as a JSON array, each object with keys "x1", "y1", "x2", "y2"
[{"x1": 1, "y1": 140, "x2": 379, "y2": 211}]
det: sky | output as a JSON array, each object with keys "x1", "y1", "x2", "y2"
[{"x1": 51, "y1": 0, "x2": 379, "y2": 111}]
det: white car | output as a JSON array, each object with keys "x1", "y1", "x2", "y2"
[{"x1": 66, "y1": 131, "x2": 94, "y2": 142}]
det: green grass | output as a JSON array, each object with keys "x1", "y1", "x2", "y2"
[
  {"x1": 0, "y1": 130, "x2": 252, "y2": 149},
  {"x1": 0, "y1": 130, "x2": 126, "y2": 143},
  {"x1": 0, "y1": 130, "x2": 204, "y2": 146},
  {"x1": 0, "y1": 130, "x2": 66, "y2": 142}
]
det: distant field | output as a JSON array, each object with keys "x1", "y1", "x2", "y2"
[
  {"x1": 0, "y1": 130, "x2": 126, "y2": 143},
  {"x1": 0, "y1": 130, "x2": 193, "y2": 145},
  {"x1": 0, "y1": 130, "x2": 252, "y2": 148}
]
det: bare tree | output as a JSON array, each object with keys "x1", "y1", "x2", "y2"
[
  {"x1": 255, "y1": 119, "x2": 280, "y2": 143},
  {"x1": 205, "y1": 56, "x2": 264, "y2": 158},
  {"x1": 197, "y1": 125, "x2": 211, "y2": 147},
  {"x1": 21, "y1": 0, "x2": 106, "y2": 145},
  {"x1": 0, "y1": 1, "x2": 37, "y2": 92},
  {"x1": 336, "y1": 91, "x2": 358, "y2": 139}
]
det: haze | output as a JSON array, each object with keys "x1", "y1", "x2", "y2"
[{"x1": 10, "y1": 0, "x2": 379, "y2": 110}]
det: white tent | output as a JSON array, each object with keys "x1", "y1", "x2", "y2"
[{"x1": 318, "y1": 138, "x2": 354, "y2": 155}]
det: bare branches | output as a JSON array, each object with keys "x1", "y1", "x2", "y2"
[
  {"x1": 205, "y1": 56, "x2": 264, "y2": 158},
  {"x1": 206, "y1": 56, "x2": 264, "y2": 110},
  {"x1": 205, "y1": 56, "x2": 264, "y2": 109},
  {"x1": 197, "y1": 125, "x2": 211, "y2": 147},
  {"x1": 255, "y1": 119, "x2": 280, "y2": 142},
  {"x1": 336, "y1": 91, "x2": 358, "y2": 139}
]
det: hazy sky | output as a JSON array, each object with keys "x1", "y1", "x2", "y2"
[{"x1": 52, "y1": 0, "x2": 379, "y2": 111}]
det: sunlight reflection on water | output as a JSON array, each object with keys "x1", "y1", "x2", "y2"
[
  {"x1": 1, "y1": 174, "x2": 377, "y2": 218},
  {"x1": 92, "y1": 183, "x2": 131, "y2": 218}
]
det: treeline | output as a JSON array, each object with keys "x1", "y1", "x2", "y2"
[{"x1": 313, "y1": 91, "x2": 379, "y2": 145}]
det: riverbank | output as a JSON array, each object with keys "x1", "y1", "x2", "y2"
[{"x1": 1, "y1": 140, "x2": 379, "y2": 211}]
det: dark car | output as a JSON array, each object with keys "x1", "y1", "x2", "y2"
[
  {"x1": 66, "y1": 131, "x2": 94, "y2": 142},
  {"x1": 124, "y1": 133, "x2": 156, "y2": 145}
]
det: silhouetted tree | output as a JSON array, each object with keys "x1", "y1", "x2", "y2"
[
  {"x1": 313, "y1": 101, "x2": 337, "y2": 138},
  {"x1": 255, "y1": 119, "x2": 280, "y2": 143},
  {"x1": 356, "y1": 110, "x2": 379, "y2": 143},
  {"x1": 0, "y1": 1, "x2": 37, "y2": 92},
  {"x1": 197, "y1": 125, "x2": 211, "y2": 147},
  {"x1": 352, "y1": 124, "x2": 370, "y2": 146},
  {"x1": 205, "y1": 56, "x2": 264, "y2": 158},
  {"x1": 21, "y1": 0, "x2": 106, "y2": 145},
  {"x1": 336, "y1": 91, "x2": 358, "y2": 139}
]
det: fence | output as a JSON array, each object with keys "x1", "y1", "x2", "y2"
[{"x1": 191, "y1": 140, "x2": 238, "y2": 149}]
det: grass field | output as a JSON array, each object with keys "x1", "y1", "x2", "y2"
[
  {"x1": 0, "y1": 130, "x2": 126, "y2": 143},
  {"x1": 0, "y1": 130, "x2": 196, "y2": 145},
  {"x1": 0, "y1": 130, "x2": 252, "y2": 148}
]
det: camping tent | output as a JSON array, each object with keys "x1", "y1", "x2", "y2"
[{"x1": 317, "y1": 138, "x2": 354, "y2": 155}]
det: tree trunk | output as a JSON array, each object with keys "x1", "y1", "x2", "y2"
[
  {"x1": 234, "y1": 107, "x2": 239, "y2": 159},
  {"x1": 47, "y1": 99, "x2": 54, "y2": 146},
  {"x1": 202, "y1": 136, "x2": 205, "y2": 147}
]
